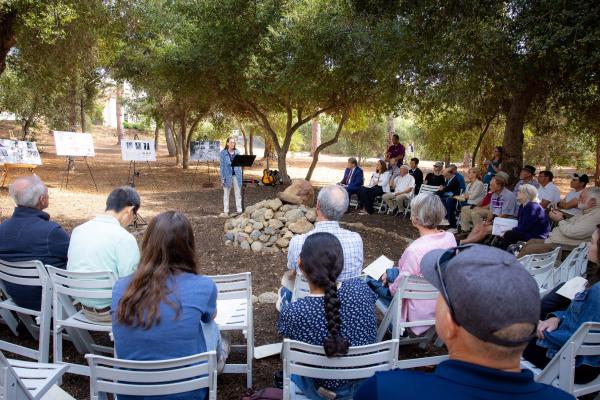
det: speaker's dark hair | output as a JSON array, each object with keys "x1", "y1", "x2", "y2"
[{"x1": 299, "y1": 232, "x2": 349, "y2": 357}]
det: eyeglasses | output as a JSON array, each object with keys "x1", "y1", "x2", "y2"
[{"x1": 435, "y1": 245, "x2": 475, "y2": 324}]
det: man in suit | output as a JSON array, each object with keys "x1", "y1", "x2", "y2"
[
  {"x1": 339, "y1": 157, "x2": 364, "y2": 197},
  {"x1": 438, "y1": 167, "x2": 462, "y2": 229}
]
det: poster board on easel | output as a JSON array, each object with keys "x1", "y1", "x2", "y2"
[
  {"x1": 120, "y1": 140, "x2": 156, "y2": 161},
  {"x1": 190, "y1": 140, "x2": 220, "y2": 162},
  {"x1": 0, "y1": 139, "x2": 42, "y2": 165},
  {"x1": 53, "y1": 131, "x2": 95, "y2": 157}
]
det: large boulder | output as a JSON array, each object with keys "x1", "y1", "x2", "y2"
[
  {"x1": 284, "y1": 208, "x2": 305, "y2": 223},
  {"x1": 277, "y1": 179, "x2": 315, "y2": 206},
  {"x1": 288, "y1": 218, "x2": 314, "y2": 234}
]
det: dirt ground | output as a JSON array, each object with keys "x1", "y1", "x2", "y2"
[{"x1": 0, "y1": 125, "x2": 426, "y2": 399}]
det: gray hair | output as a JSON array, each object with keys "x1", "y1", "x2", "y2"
[
  {"x1": 8, "y1": 175, "x2": 47, "y2": 208},
  {"x1": 317, "y1": 185, "x2": 349, "y2": 221},
  {"x1": 409, "y1": 193, "x2": 446, "y2": 229},
  {"x1": 399, "y1": 164, "x2": 409, "y2": 172},
  {"x1": 518, "y1": 184, "x2": 539, "y2": 203},
  {"x1": 347, "y1": 157, "x2": 358, "y2": 166},
  {"x1": 586, "y1": 187, "x2": 600, "y2": 207},
  {"x1": 448, "y1": 164, "x2": 458, "y2": 173}
]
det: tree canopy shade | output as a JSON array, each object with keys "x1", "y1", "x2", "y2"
[
  {"x1": 141, "y1": 0, "x2": 402, "y2": 180},
  {"x1": 394, "y1": 0, "x2": 600, "y2": 182}
]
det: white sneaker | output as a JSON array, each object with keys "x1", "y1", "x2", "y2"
[
  {"x1": 218, "y1": 212, "x2": 229, "y2": 218},
  {"x1": 447, "y1": 228, "x2": 458, "y2": 234}
]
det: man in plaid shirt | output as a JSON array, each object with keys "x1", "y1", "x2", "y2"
[{"x1": 286, "y1": 185, "x2": 364, "y2": 282}]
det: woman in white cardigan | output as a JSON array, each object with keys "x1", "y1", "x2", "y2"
[
  {"x1": 462, "y1": 167, "x2": 486, "y2": 206},
  {"x1": 358, "y1": 160, "x2": 391, "y2": 215}
]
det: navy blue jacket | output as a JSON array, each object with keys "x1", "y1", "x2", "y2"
[
  {"x1": 354, "y1": 359, "x2": 574, "y2": 400},
  {"x1": 341, "y1": 167, "x2": 364, "y2": 192},
  {"x1": 0, "y1": 207, "x2": 69, "y2": 310}
]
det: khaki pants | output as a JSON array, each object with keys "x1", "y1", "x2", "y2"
[
  {"x1": 382, "y1": 193, "x2": 410, "y2": 212},
  {"x1": 82, "y1": 307, "x2": 112, "y2": 323},
  {"x1": 460, "y1": 206, "x2": 489, "y2": 233}
]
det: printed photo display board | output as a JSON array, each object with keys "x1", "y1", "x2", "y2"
[
  {"x1": 190, "y1": 140, "x2": 220, "y2": 162},
  {"x1": 53, "y1": 131, "x2": 96, "y2": 157},
  {"x1": 0, "y1": 139, "x2": 42, "y2": 165},
  {"x1": 121, "y1": 140, "x2": 156, "y2": 162}
]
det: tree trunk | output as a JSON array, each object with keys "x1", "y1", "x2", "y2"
[
  {"x1": 68, "y1": 83, "x2": 78, "y2": 131},
  {"x1": 305, "y1": 111, "x2": 349, "y2": 181},
  {"x1": 386, "y1": 113, "x2": 395, "y2": 145},
  {"x1": 595, "y1": 131, "x2": 600, "y2": 187},
  {"x1": 80, "y1": 97, "x2": 86, "y2": 133},
  {"x1": 153, "y1": 121, "x2": 160, "y2": 154},
  {"x1": 239, "y1": 125, "x2": 248, "y2": 154},
  {"x1": 249, "y1": 127, "x2": 254, "y2": 156},
  {"x1": 164, "y1": 119, "x2": 176, "y2": 156},
  {"x1": 116, "y1": 82, "x2": 124, "y2": 144},
  {"x1": 471, "y1": 110, "x2": 497, "y2": 167},
  {"x1": 501, "y1": 81, "x2": 540, "y2": 185},
  {"x1": 276, "y1": 149, "x2": 289, "y2": 184},
  {"x1": 0, "y1": 9, "x2": 17, "y2": 77},
  {"x1": 182, "y1": 117, "x2": 201, "y2": 169},
  {"x1": 310, "y1": 117, "x2": 321, "y2": 157}
]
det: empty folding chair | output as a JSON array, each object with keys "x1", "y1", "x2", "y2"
[
  {"x1": 553, "y1": 243, "x2": 589, "y2": 286},
  {"x1": 86, "y1": 351, "x2": 217, "y2": 400},
  {"x1": 47, "y1": 266, "x2": 117, "y2": 376},
  {"x1": 521, "y1": 322, "x2": 600, "y2": 398},
  {"x1": 0, "y1": 350, "x2": 68, "y2": 400},
  {"x1": 282, "y1": 339, "x2": 399, "y2": 400},
  {"x1": 518, "y1": 247, "x2": 561, "y2": 296},
  {"x1": 0, "y1": 259, "x2": 52, "y2": 362},
  {"x1": 208, "y1": 272, "x2": 253, "y2": 388}
]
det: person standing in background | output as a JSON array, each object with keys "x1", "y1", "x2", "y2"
[
  {"x1": 219, "y1": 137, "x2": 242, "y2": 218},
  {"x1": 385, "y1": 134, "x2": 405, "y2": 167}
]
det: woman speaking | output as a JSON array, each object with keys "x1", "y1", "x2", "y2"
[{"x1": 219, "y1": 136, "x2": 243, "y2": 217}]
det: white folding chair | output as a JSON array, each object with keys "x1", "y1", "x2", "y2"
[
  {"x1": 376, "y1": 276, "x2": 441, "y2": 358},
  {"x1": 404, "y1": 184, "x2": 439, "y2": 217},
  {"x1": 518, "y1": 247, "x2": 561, "y2": 296},
  {"x1": 291, "y1": 272, "x2": 310, "y2": 302},
  {"x1": 86, "y1": 351, "x2": 217, "y2": 400},
  {"x1": 521, "y1": 322, "x2": 600, "y2": 398},
  {"x1": 553, "y1": 243, "x2": 589, "y2": 287},
  {"x1": 282, "y1": 339, "x2": 399, "y2": 400},
  {"x1": 0, "y1": 259, "x2": 52, "y2": 362},
  {"x1": 208, "y1": 272, "x2": 253, "y2": 388},
  {"x1": 374, "y1": 196, "x2": 384, "y2": 213},
  {"x1": 0, "y1": 350, "x2": 68, "y2": 400},
  {"x1": 483, "y1": 183, "x2": 489, "y2": 193},
  {"x1": 47, "y1": 266, "x2": 116, "y2": 376}
]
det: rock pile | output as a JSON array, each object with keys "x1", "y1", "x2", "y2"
[{"x1": 223, "y1": 198, "x2": 317, "y2": 253}]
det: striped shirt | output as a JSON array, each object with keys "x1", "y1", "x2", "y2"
[{"x1": 287, "y1": 221, "x2": 363, "y2": 281}]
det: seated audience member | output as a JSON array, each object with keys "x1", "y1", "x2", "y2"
[
  {"x1": 339, "y1": 157, "x2": 364, "y2": 198},
  {"x1": 382, "y1": 165, "x2": 415, "y2": 213},
  {"x1": 459, "y1": 174, "x2": 517, "y2": 234},
  {"x1": 523, "y1": 227, "x2": 600, "y2": 385},
  {"x1": 461, "y1": 167, "x2": 486, "y2": 207},
  {"x1": 501, "y1": 184, "x2": 550, "y2": 247},
  {"x1": 409, "y1": 158, "x2": 424, "y2": 195},
  {"x1": 355, "y1": 245, "x2": 574, "y2": 400},
  {"x1": 367, "y1": 194, "x2": 456, "y2": 335},
  {"x1": 357, "y1": 160, "x2": 390, "y2": 215},
  {"x1": 519, "y1": 187, "x2": 600, "y2": 256},
  {"x1": 537, "y1": 170, "x2": 561, "y2": 210},
  {"x1": 448, "y1": 164, "x2": 466, "y2": 194},
  {"x1": 68, "y1": 186, "x2": 141, "y2": 322},
  {"x1": 385, "y1": 134, "x2": 405, "y2": 166},
  {"x1": 387, "y1": 157, "x2": 401, "y2": 182},
  {"x1": 557, "y1": 173, "x2": 588, "y2": 215},
  {"x1": 513, "y1": 165, "x2": 540, "y2": 194},
  {"x1": 438, "y1": 167, "x2": 462, "y2": 229},
  {"x1": 283, "y1": 185, "x2": 363, "y2": 299},
  {"x1": 483, "y1": 146, "x2": 503, "y2": 184},
  {"x1": 424, "y1": 161, "x2": 445, "y2": 187},
  {"x1": 278, "y1": 232, "x2": 377, "y2": 399},
  {"x1": 112, "y1": 211, "x2": 221, "y2": 400},
  {"x1": 0, "y1": 175, "x2": 69, "y2": 310}
]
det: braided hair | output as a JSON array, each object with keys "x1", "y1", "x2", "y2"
[{"x1": 299, "y1": 232, "x2": 349, "y2": 357}]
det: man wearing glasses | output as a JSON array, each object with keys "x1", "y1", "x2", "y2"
[
  {"x1": 67, "y1": 187, "x2": 141, "y2": 322},
  {"x1": 557, "y1": 173, "x2": 589, "y2": 215},
  {"x1": 355, "y1": 245, "x2": 574, "y2": 400}
]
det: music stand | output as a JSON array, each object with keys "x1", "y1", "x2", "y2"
[{"x1": 231, "y1": 155, "x2": 256, "y2": 212}]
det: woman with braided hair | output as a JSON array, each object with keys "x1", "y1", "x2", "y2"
[{"x1": 278, "y1": 232, "x2": 377, "y2": 399}]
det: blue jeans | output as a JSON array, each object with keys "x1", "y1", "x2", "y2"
[{"x1": 292, "y1": 375, "x2": 362, "y2": 400}]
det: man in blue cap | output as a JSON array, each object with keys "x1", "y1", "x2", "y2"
[{"x1": 354, "y1": 245, "x2": 574, "y2": 400}]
